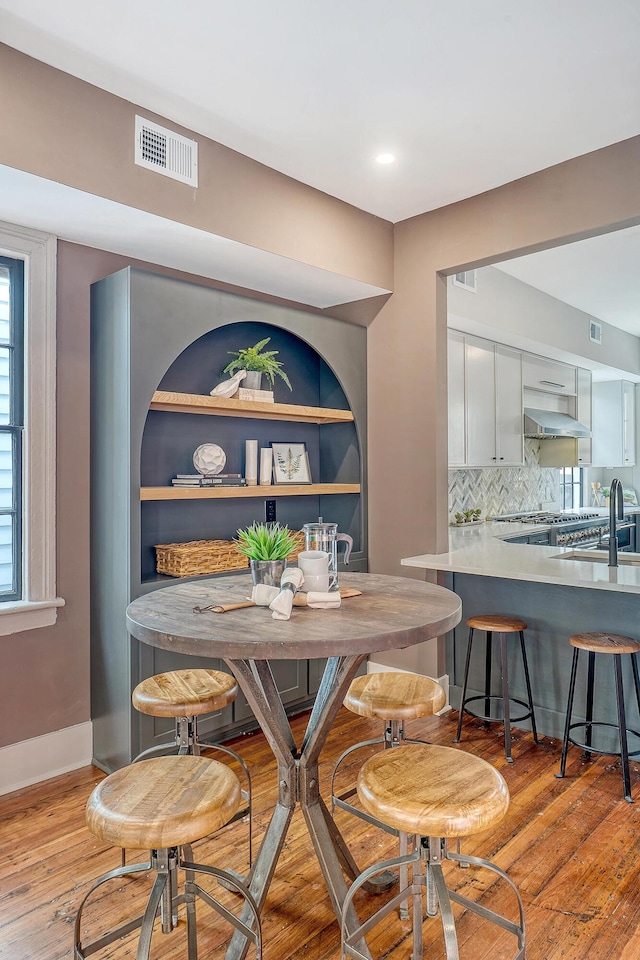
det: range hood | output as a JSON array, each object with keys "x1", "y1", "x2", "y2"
[{"x1": 523, "y1": 407, "x2": 591, "y2": 439}]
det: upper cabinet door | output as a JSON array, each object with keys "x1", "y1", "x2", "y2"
[
  {"x1": 464, "y1": 335, "x2": 498, "y2": 466},
  {"x1": 576, "y1": 367, "x2": 592, "y2": 466},
  {"x1": 495, "y1": 346, "x2": 523, "y2": 466},
  {"x1": 592, "y1": 380, "x2": 636, "y2": 467},
  {"x1": 447, "y1": 331, "x2": 466, "y2": 467},
  {"x1": 523, "y1": 354, "x2": 577, "y2": 396},
  {"x1": 623, "y1": 380, "x2": 636, "y2": 466}
]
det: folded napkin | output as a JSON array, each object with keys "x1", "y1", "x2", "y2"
[
  {"x1": 250, "y1": 584, "x2": 279, "y2": 606},
  {"x1": 269, "y1": 568, "x2": 305, "y2": 620},
  {"x1": 306, "y1": 591, "x2": 342, "y2": 609}
]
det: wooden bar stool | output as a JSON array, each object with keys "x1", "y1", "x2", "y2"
[
  {"x1": 453, "y1": 615, "x2": 538, "y2": 762},
  {"x1": 556, "y1": 632, "x2": 640, "y2": 803},
  {"x1": 130, "y1": 668, "x2": 252, "y2": 863},
  {"x1": 74, "y1": 755, "x2": 261, "y2": 959},
  {"x1": 331, "y1": 671, "x2": 446, "y2": 918},
  {"x1": 341, "y1": 743, "x2": 525, "y2": 960}
]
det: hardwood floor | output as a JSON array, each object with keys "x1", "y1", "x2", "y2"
[{"x1": 1, "y1": 707, "x2": 640, "y2": 959}]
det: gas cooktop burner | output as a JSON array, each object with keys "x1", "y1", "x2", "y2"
[{"x1": 494, "y1": 511, "x2": 600, "y2": 525}]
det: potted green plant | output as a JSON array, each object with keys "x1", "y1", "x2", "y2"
[
  {"x1": 235, "y1": 521, "x2": 299, "y2": 585},
  {"x1": 222, "y1": 337, "x2": 292, "y2": 392}
]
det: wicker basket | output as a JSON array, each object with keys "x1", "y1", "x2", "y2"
[{"x1": 155, "y1": 530, "x2": 306, "y2": 578}]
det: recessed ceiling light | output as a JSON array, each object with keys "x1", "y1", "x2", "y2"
[{"x1": 376, "y1": 153, "x2": 396, "y2": 165}]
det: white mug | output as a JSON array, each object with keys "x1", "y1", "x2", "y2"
[
  {"x1": 300, "y1": 572, "x2": 330, "y2": 593},
  {"x1": 298, "y1": 550, "x2": 330, "y2": 592}
]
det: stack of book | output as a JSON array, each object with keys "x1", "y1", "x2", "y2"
[{"x1": 171, "y1": 473, "x2": 247, "y2": 487}]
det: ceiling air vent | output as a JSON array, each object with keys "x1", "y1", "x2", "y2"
[
  {"x1": 589, "y1": 319, "x2": 602, "y2": 345},
  {"x1": 135, "y1": 116, "x2": 198, "y2": 187},
  {"x1": 452, "y1": 270, "x2": 477, "y2": 292}
]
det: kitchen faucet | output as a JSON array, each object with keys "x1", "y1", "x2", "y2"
[{"x1": 608, "y1": 477, "x2": 625, "y2": 567}]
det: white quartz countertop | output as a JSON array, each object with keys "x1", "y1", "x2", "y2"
[{"x1": 401, "y1": 510, "x2": 640, "y2": 594}]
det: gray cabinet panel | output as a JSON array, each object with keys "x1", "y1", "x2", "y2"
[
  {"x1": 90, "y1": 267, "x2": 367, "y2": 772},
  {"x1": 234, "y1": 660, "x2": 306, "y2": 722}
]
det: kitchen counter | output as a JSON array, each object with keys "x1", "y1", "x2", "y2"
[
  {"x1": 402, "y1": 511, "x2": 640, "y2": 594},
  {"x1": 403, "y1": 510, "x2": 640, "y2": 743}
]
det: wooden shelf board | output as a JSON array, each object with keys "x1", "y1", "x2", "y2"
[
  {"x1": 141, "y1": 483, "x2": 361, "y2": 501},
  {"x1": 150, "y1": 391, "x2": 354, "y2": 424}
]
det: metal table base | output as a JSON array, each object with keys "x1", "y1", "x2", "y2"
[{"x1": 224, "y1": 653, "x2": 372, "y2": 960}]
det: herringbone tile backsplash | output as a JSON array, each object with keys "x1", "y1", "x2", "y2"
[{"x1": 449, "y1": 440, "x2": 560, "y2": 519}]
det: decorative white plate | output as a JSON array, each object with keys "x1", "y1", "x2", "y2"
[
  {"x1": 450, "y1": 519, "x2": 485, "y2": 527},
  {"x1": 193, "y1": 443, "x2": 227, "y2": 476}
]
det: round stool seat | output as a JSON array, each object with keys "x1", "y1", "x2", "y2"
[
  {"x1": 570, "y1": 632, "x2": 640, "y2": 655},
  {"x1": 357, "y1": 743, "x2": 509, "y2": 838},
  {"x1": 86, "y1": 756, "x2": 241, "y2": 850},
  {"x1": 132, "y1": 668, "x2": 238, "y2": 718},
  {"x1": 466, "y1": 614, "x2": 527, "y2": 633},
  {"x1": 344, "y1": 672, "x2": 446, "y2": 721}
]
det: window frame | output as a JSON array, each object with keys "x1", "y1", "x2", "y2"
[
  {"x1": 0, "y1": 254, "x2": 25, "y2": 600},
  {"x1": 0, "y1": 222, "x2": 63, "y2": 635},
  {"x1": 558, "y1": 465, "x2": 584, "y2": 511}
]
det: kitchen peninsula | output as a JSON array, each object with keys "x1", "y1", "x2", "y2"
[{"x1": 402, "y1": 512, "x2": 640, "y2": 744}]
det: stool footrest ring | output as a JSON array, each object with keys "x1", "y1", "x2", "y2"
[
  {"x1": 565, "y1": 720, "x2": 640, "y2": 759},
  {"x1": 459, "y1": 694, "x2": 533, "y2": 726}
]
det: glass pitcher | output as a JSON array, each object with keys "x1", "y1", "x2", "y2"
[{"x1": 303, "y1": 519, "x2": 353, "y2": 592}]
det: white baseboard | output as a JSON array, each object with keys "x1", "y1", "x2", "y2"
[
  {"x1": 0, "y1": 721, "x2": 93, "y2": 796},
  {"x1": 366, "y1": 662, "x2": 450, "y2": 714}
]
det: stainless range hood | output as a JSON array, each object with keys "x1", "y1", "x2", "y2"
[{"x1": 524, "y1": 407, "x2": 591, "y2": 439}]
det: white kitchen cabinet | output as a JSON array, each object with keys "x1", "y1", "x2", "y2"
[
  {"x1": 523, "y1": 354, "x2": 577, "y2": 397},
  {"x1": 449, "y1": 332, "x2": 523, "y2": 467},
  {"x1": 592, "y1": 380, "x2": 636, "y2": 467},
  {"x1": 495, "y1": 345, "x2": 525, "y2": 465},
  {"x1": 465, "y1": 335, "x2": 496, "y2": 465},
  {"x1": 447, "y1": 330, "x2": 466, "y2": 467},
  {"x1": 576, "y1": 367, "x2": 592, "y2": 466}
]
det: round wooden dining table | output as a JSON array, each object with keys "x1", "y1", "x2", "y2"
[{"x1": 126, "y1": 571, "x2": 461, "y2": 960}]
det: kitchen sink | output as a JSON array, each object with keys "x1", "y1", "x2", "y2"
[{"x1": 554, "y1": 550, "x2": 640, "y2": 566}]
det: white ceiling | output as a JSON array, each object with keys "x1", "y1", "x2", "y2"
[
  {"x1": 1, "y1": 0, "x2": 639, "y2": 223},
  {"x1": 0, "y1": 1, "x2": 639, "y2": 316}
]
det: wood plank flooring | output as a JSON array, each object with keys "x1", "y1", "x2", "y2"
[{"x1": 1, "y1": 707, "x2": 639, "y2": 959}]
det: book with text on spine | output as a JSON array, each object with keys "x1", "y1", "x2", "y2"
[
  {"x1": 175, "y1": 473, "x2": 242, "y2": 480},
  {"x1": 171, "y1": 477, "x2": 247, "y2": 486}
]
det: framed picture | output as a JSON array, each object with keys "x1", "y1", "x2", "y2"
[{"x1": 271, "y1": 442, "x2": 312, "y2": 484}]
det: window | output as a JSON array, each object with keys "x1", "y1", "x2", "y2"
[
  {"x1": 558, "y1": 467, "x2": 583, "y2": 511},
  {"x1": 0, "y1": 258, "x2": 24, "y2": 599},
  {"x1": 0, "y1": 222, "x2": 62, "y2": 634}
]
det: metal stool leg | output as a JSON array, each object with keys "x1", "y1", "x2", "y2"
[
  {"x1": 499, "y1": 632, "x2": 513, "y2": 763},
  {"x1": 631, "y1": 652, "x2": 640, "y2": 717},
  {"x1": 584, "y1": 651, "x2": 595, "y2": 759},
  {"x1": 613, "y1": 654, "x2": 633, "y2": 803},
  {"x1": 484, "y1": 631, "x2": 493, "y2": 730},
  {"x1": 557, "y1": 647, "x2": 580, "y2": 779},
  {"x1": 428, "y1": 839, "x2": 460, "y2": 960},
  {"x1": 519, "y1": 630, "x2": 539, "y2": 743},
  {"x1": 453, "y1": 627, "x2": 474, "y2": 743}
]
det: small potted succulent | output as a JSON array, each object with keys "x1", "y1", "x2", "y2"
[
  {"x1": 454, "y1": 509, "x2": 483, "y2": 525},
  {"x1": 222, "y1": 337, "x2": 292, "y2": 392},
  {"x1": 235, "y1": 521, "x2": 299, "y2": 585}
]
